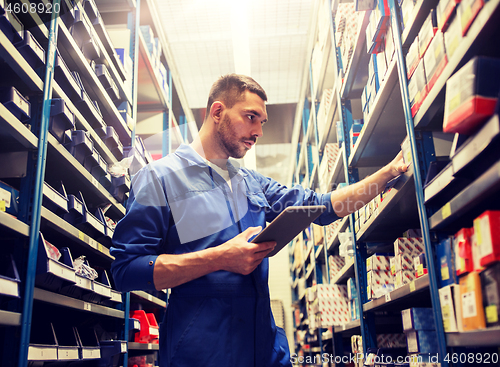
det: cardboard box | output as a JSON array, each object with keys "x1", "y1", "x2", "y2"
[
  {"x1": 458, "y1": 0, "x2": 484, "y2": 36},
  {"x1": 453, "y1": 227, "x2": 473, "y2": 276},
  {"x1": 437, "y1": 237, "x2": 457, "y2": 287},
  {"x1": 395, "y1": 252, "x2": 415, "y2": 273},
  {"x1": 471, "y1": 229, "x2": 485, "y2": 273},
  {"x1": 459, "y1": 271, "x2": 486, "y2": 330},
  {"x1": 444, "y1": 13, "x2": 463, "y2": 61},
  {"x1": 439, "y1": 284, "x2": 460, "y2": 332},
  {"x1": 474, "y1": 210, "x2": 500, "y2": 267},
  {"x1": 348, "y1": 277, "x2": 358, "y2": 300},
  {"x1": 418, "y1": 10, "x2": 438, "y2": 58},
  {"x1": 401, "y1": 0, "x2": 416, "y2": 28},
  {"x1": 329, "y1": 255, "x2": 346, "y2": 278},
  {"x1": 414, "y1": 253, "x2": 428, "y2": 278},
  {"x1": 385, "y1": 24, "x2": 395, "y2": 64},
  {"x1": 406, "y1": 330, "x2": 439, "y2": 354},
  {"x1": 396, "y1": 270, "x2": 416, "y2": 288},
  {"x1": 406, "y1": 36, "x2": 420, "y2": 79},
  {"x1": 0, "y1": 180, "x2": 19, "y2": 217},
  {"x1": 436, "y1": 0, "x2": 461, "y2": 31},
  {"x1": 377, "y1": 333, "x2": 406, "y2": 348},
  {"x1": 423, "y1": 31, "x2": 448, "y2": 91},
  {"x1": 408, "y1": 59, "x2": 428, "y2": 117},
  {"x1": 402, "y1": 308, "x2": 436, "y2": 331},
  {"x1": 394, "y1": 237, "x2": 425, "y2": 255},
  {"x1": 443, "y1": 57, "x2": 500, "y2": 135},
  {"x1": 480, "y1": 262, "x2": 500, "y2": 327},
  {"x1": 367, "y1": 269, "x2": 394, "y2": 299},
  {"x1": 366, "y1": 254, "x2": 392, "y2": 272}
]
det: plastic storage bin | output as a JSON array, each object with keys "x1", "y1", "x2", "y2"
[
  {"x1": 49, "y1": 98, "x2": 75, "y2": 142},
  {"x1": 52, "y1": 322, "x2": 80, "y2": 360},
  {"x1": 0, "y1": 10, "x2": 23, "y2": 44},
  {"x1": 64, "y1": 193, "x2": 85, "y2": 227},
  {"x1": 77, "y1": 89, "x2": 105, "y2": 129},
  {"x1": 35, "y1": 234, "x2": 76, "y2": 292},
  {"x1": 91, "y1": 152, "x2": 108, "y2": 181},
  {"x1": 97, "y1": 126, "x2": 123, "y2": 159},
  {"x1": 59, "y1": 248, "x2": 94, "y2": 299},
  {"x1": 28, "y1": 321, "x2": 58, "y2": 361},
  {"x1": 84, "y1": 147, "x2": 100, "y2": 173},
  {"x1": 130, "y1": 310, "x2": 159, "y2": 344},
  {"x1": 55, "y1": 53, "x2": 82, "y2": 101},
  {"x1": 15, "y1": 30, "x2": 45, "y2": 69},
  {"x1": 70, "y1": 8, "x2": 91, "y2": 48},
  {"x1": 0, "y1": 180, "x2": 19, "y2": 217},
  {"x1": 0, "y1": 253, "x2": 20, "y2": 298},
  {"x1": 99, "y1": 339, "x2": 127, "y2": 367},
  {"x1": 42, "y1": 181, "x2": 69, "y2": 215},
  {"x1": 0, "y1": 86, "x2": 31, "y2": 122},
  {"x1": 75, "y1": 327, "x2": 101, "y2": 360},
  {"x1": 66, "y1": 130, "x2": 93, "y2": 166},
  {"x1": 66, "y1": 192, "x2": 106, "y2": 239},
  {"x1": 110, "y1": 175, "x2": 130, "y2": 204}
]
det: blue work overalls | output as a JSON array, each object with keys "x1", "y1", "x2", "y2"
[{"x1": 111, "y1": 144, "x2": 338, "y2": 367}]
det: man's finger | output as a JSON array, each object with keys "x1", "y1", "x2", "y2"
[
  {"x1": 253, "y1": 241, "x2": 276, "y2": 254},
  {"x1": 240, "y1": 226, "x2": 262, "y2": 241}
]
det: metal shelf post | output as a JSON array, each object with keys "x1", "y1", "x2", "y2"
[
  {"x1": 388, "y1": 0, "x2": 448, "y2": 364},
  {"x1": 18, "y1": 2, "x2": 61, "y2": 366}
]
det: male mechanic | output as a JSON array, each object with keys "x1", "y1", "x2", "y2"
[{"x1": 110, "y1": 74, "x2": 407, "y2": 367}]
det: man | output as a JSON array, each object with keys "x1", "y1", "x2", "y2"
[{"x1": 110, "y1": 74, "x2": 407, "y2": 367}]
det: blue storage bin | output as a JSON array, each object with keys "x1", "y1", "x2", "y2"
[
  {"x1": 28, "y1": 321, "x2": 58, "y2": 361},
  {"x1": 99, "y1": 339, "x2": 127, "y2": 367},
  {"x1": 0, "y1": 11, "x2": 23, "y2": 44},
  {"x1": 60, "y1": 0, "x2": 76, "y2": 27},
  {"x1": 70, "y1": 8, "x2": 91, "y2": 48},
  {"x1": 77, "y1": 90, "x2": 105, "y2": 129},
  {"x1": 16, "y1": 30, "x2": 45, "y2": 69},
  {"x1": 91, "y1": 153, "x2": 107, "y2": 180},
  {"x1": 0, "y1": 254, "x2": 20, "y2": 298},
  {"x1": 66, "y1": 130, "x2": 93, "y2": 166},
  {"x1": 100, "y1": 172, "x2": 112, "y2": 189},
  {"x1": 67, "y1": 192, "x2": 106, "y2": 239},
  {"x1": 83, "y1": 269, "x2": 111, "y2": 304},
  {"x1": 0, "y1": 180, "x2": 19, "y2": 217},
  {"x1": 49, "y1": 98, "x2": 75, "y2": 142},
  {"x1": 42, "y1": 181, "x2": 68, "y2": 215},
  {"x1": 82, "y1": 30, "x2": 100, "y2": 61},
  {"x1": 53, "y1": 322, "x2": 80, "y2": 361},
  {"x1": 64, "y1": 193, "x2": 85, "y2": 226},
  {"x1": 59, "y1": 248, "x2": 94, "y2": 299},
  {"x1": 83, "y1": 0, "x2": 99, "y2": 20},
  {"x1": 95, "y1": 64, "x2": 112, "y2": 89},
  {"x1": 75, "y1": 327, "x2": 101, "y2": 360},
  {"x1": 83, "y1": 147, "x2": 99, "y2": 173},
  {"x1": 55, "y1": 53, "x2": 82, "y2": 101},
  {"x1": 98, "y1": 126, "x2": 123, "y2": 159},
  {"x1": 35, "y1": 233, "x2": 76, "y2": 292},
  {"x1": 110, "y1": 175, "x2": 130, "y2": 203},
  {"x1": 0, "y1": 86, "x2": 31, "y2": 122}
]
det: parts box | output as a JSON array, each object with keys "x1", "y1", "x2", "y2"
[
  {"x1": 402, "y1": 307, "x2": 436, "y2": 331},
  {"x1": 474, "y1": 210, "x2": 500, "y2": 267},
  {"x1": 443, "y1": 57, "x2": 500, "y2": 135},
  {"x1": 459, "y1": 271, "x2": 486, "y2": 330}
]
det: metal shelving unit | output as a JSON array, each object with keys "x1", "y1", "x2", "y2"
[
  {"x1": 288, "y1": 0, "x2": 500, "y2": 365},
  {"x1": 0, "y1": 1, "x2": 194, "y2": 366}
]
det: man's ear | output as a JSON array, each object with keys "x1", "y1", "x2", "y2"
[{"x1": 210, "y1": 101, "x2": 224, "y2": 124}]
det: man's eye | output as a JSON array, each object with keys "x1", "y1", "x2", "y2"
[{"x1": 248, "y1": 115, "x2": 254, "y2": 120}]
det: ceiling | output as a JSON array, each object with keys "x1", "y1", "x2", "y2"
[{"x1": 155, "y1": 0, "x2": 315, "y2": 110}]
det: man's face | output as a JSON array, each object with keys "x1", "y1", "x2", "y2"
[{"x1": 216, "y1": 91, "x2": 268, "y2": 159}]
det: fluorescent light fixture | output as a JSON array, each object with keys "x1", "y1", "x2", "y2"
[{"x1": 230, "y1": 0, "x2": 251, "y2": 75}]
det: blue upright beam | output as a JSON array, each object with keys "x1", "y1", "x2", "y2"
[
  {"x1": 18, "y1": 2, "x2": 61, "y2": 366},
  {"x1": 130, "y1": 0, "x2": 141, "y2": 149},
  {"x1": 387, "y1": 0, "x2": 448, "y2": 364}
]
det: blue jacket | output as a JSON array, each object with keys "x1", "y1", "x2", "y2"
[{"x1": 111, "y1": 144, "x2": 339, "y2": 367}]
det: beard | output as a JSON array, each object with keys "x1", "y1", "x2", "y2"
[{"x1": 216, "y1": 114, "x2": 256, "y2": 159}]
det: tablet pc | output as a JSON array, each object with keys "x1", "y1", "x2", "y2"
[{"x1": 251, "y1": 205, "x2": 327, "y2": 257}]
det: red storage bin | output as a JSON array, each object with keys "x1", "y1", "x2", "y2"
[{"x1": 130, "y1": 310, "x2": 159, "y2": 344}]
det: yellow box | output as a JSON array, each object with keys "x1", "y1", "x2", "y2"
[{"x1": 459, "y1": 272, "x2": 486, "y2": 331}]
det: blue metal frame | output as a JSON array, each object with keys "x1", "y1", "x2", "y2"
[
  {"x1": 387, "y1": 0, "x2": 448, "y2": 364},
  {"x1": 17, "y1": 2, "x2": 61, "y2": 366}
]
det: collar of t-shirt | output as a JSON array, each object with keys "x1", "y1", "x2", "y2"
[{"x1": 194, "y1": 150, "x2": 233, "y2": 191}]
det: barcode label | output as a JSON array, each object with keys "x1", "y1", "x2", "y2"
[{"x1": 462, "y1": 291, "x2": 477, "y2": 318}]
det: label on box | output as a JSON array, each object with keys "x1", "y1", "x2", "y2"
[
  {"x1": 462, "y1": 291, "x2": 477, "y2": 318},
  {"x1": 475, "y1": 215, "x2": 493, "y2": 259},
  {"x1": 0, "y1": 187, "x2": 11, "y2": 209},
  {"x1": 486, "y1": 305, "x2": 498, "y2": 324}
]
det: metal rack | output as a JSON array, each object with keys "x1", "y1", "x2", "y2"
[
  {"x1": 288, "y1": 0, "x2": 500, "y2": 365},
  {"x1": 0, "y1": 0, "x2": 193, "y2": 366}
]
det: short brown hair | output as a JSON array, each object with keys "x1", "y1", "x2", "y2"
[{"x1": 205, "y1": 74, "x2": 267, "y2": 117}]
